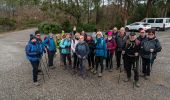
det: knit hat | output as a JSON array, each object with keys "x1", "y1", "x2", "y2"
[{"x1": 108, "y1": 31, "x2": 112, "y2": 36}]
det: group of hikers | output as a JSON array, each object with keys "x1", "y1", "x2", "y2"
[{"x1": 25, "y1": 26, "x2": 162, "y2": 87}]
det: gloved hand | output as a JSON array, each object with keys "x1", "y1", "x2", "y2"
[
  {"x1": 83, "y1": 56, "x2": 86, "y2": 59},
  {"x1": 77, "y1": 55, "x2": 81, "y2": 58},
  {"x1": 150, "y1": 49, "x2": 154, "y2": 53},
  {"x1": 122, "y1": 50, "x2": 125, "y2": 55},
  {"x1": 135, "y1": 52, "x2": 139, "y2": 56}
]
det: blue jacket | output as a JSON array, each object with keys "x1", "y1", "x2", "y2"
[
  {"x1": 60, "y1": 38, "x2": 71, "y2": 54},
  {"x1": 25, "y1": 42, "x2": 44, "y2": 62},
  {"x1": 75, "y1": 41, "x2": 89, "y2": 58},
  {"x1": 95, "y1": 37, "x2": 107, "y2": 57},
  {"x1": 43, "y1": 36, "x2": 56, "y2": 52}
]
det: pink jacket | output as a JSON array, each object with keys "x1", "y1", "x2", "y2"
[{"x1": 106, "y1": 38, "x2": 117, "y2": 54}]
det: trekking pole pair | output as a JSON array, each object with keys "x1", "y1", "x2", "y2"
[{"x1": 39, "y1": 58, "x2": 50, "y2": 82}]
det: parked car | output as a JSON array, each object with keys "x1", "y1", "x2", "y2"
[
  {"x1": 125, "y1": 22, "x2": 151, "y2": 32},
  {"x1": 143, "y1": 18, "x2": 170, "y2": 31}
]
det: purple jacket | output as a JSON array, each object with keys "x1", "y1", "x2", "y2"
[{"x1": 106, "y1": 38, "x2": 117, "y2": 54}]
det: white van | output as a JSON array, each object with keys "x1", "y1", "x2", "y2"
[{"x1": 143, "y1": 18, "x2": 170, "y2": 31}]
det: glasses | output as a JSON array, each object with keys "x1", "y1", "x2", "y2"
[{"x1": 36, "y1": 35, "x2": 40, "y2": 36}]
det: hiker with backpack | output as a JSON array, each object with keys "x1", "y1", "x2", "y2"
[
  {"x1": 123, "y1": 32, "x2": 140, "y2": 87},
  {"x1": 93, "y1": 31, "x2": 107, "y2": 77},
  {"x1": 105, "y1": 31, "x2": 117, "y2": 71},
  {"x1": 86, "y1": 35, "x2": 95, "y2": 71},
  {"x1": 75, "y1": 35, "x2": 89, "y2": 78},
  {"x1": 43, "y1": 33, "x2": 56, "y2": 69},
  {"x1": 25, "y1": 36, "x2": 44, "y2": 86},
  {"x1": 140, "y1": 29, "x2": 162, "y2": 80},
  {"x1": 60, "y1": 33, "x2": 72, "y2": 69},
  {"x1": 71, "y1": 33, "x2": 80, "y2": 73},
  {"x1": 115, "y1": 27, "x2": 128, "y2": 70}
]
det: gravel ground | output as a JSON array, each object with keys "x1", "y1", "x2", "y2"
[{"x1": 0, "y1": 28, "x2": 170, "y2": 100}]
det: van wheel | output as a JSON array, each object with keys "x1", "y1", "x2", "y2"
[{"x1": 125, "y1": 27, "x2": 129, "y2": 32}]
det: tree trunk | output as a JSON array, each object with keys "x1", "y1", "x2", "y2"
[{"x1": 146, "y1": 0, "x2": 152, "y2": 17}]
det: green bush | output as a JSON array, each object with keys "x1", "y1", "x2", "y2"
[
  {"x1": 38, "y1": 22, "x2": 62, "y2": 34},
  {"x1": 61, "y1": 20, "x2": 72, "y2": 33},
  {"x1": 0, "y1": 18, "x2": 16, "y2": 27},
  {"x1": 23, "y1": 19, "x2": 41, "y2": 28},
  {"x1": 80, "y1": 24, "x2": 96, "y2": 32}
]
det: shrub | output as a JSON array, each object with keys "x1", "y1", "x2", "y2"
[
  {"x1": 80, "y1": 24, "x2": 96, "y2": 32},
  {"x1": 38, "y1": 22, "x2": 61, "y2": 34},
  {"x1": 0, "y1": 18, "x2": 16, "y2": 27}
]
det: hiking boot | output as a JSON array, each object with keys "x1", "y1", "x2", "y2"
[
  {"x1": 123, "y1": 77, "x2": 130, "y2": 82},
  {"x1": 98, "y1": 73, "x2": 102, "y2": 77},
  {"x1": 82, "y1": 74, "x2": 86, "y2": 79},
  {"x1": 50, "y1": 66, "x2": 56, "y2": 69},
  {"x1": 33, "y1": 82, "x2": 40, "y2": 86},
  {"x1": 116, "y1": 67, "x2": 120, "y2": 70},
  {"x1": 38, "y1": 69, "x2": 42, "y2": 73},
  {"x1": 134, "y1": 81, "x2": 140, "y2": 88},
  {"x1": 93, "y1": 70, "x2": 97, "y2": 74},
  {"x1": 105, "y1": 67, "x2": 109, "y2": 70},
  {"x1": 87, "y1": 67, "x2": 91, "y2": 71},
  {"x1": 144, "y1": 75, "x2": 150, "y2": 80},
  {"x1": 109, "y1": 69, "x2": 113, "y2": 72}
]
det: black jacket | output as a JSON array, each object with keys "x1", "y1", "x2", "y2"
[
  {"x1": 115, "y1": 34, "x2": 128, "y2": 51},
  {"x1": 124, "y1": 39, "x2": 140, "y2": 57}
]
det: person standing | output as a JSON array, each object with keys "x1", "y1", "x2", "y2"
[
  {"x1": 25, "y1": 36, "x2": 44, "y2": 86},
  {"x1": 60, "y1": 33, "x2": 72, "y2": 69},
  {"x1": 94, "y1": 32, "x2": 107, "y2": 77},
  {"x1": 86, "y1": 35, "x2": 95, "y2": 71},
  {"x1": 75, "y1": 35, "x2": 89, "y2": 78},
  {"x1": 115, "y1": 27, "x2": 128, "y2": 69},
  {"x1": 43, "y1": 33, "x2": 56, "y2": 69},
  {"x1": 140, "y1": 29, "x2": 162, "y2": 80},
  {"x1": 71, "y1": 33, "x2": 80, "y2": 72},
  {"x1": 105, "y1": 31, "x2": 117, "y2": 71},
  {"x1": 123, "y1": 32, "x2": 140, "y2": 87}
]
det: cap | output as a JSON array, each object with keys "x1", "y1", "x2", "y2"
[{"x1": 130, "y1": 32, "x2": 136, "y2": 36}]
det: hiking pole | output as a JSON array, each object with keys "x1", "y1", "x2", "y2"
[
  {"x1": 39, "y1": 59, "x2": 45, "y2": 82},
  {"x1": 133, "y1": 56, "x2": 138, "y2": 89},
  {"x1": 150, "y1": 52, "x2": 153, "y2": 72},
  {"x1": 139, "y1": 56, "x2": 142, "y2": 74},
  {"x1": 118, "y1": 54, "x2": 123, "y2": 84},
  {"x1": 108, "y1": 50, "x2": 112, "y2": 71},
  {"x1": 44, "y1": 53, "x2": 49, "y2": 71},
  {"x1": 41, "y1": 59, "x2": 50, "y2": 79}
]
